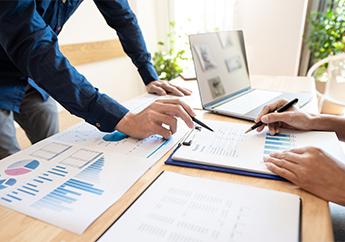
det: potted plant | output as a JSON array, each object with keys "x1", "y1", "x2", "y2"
[
  {"x1": 153, "y1": 22, "x2": 188, "y2": 81},
  {"x1": 307, "y1": 0, "x2": 345, "y2": 92}
]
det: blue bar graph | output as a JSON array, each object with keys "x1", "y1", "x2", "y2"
[
  {"x1": 76, "y1": 156, "x2": 104, "y2": 182},
  {"x1": 47, "y1": 171, "x2": 65, "y2": 177},
  {"x1": 32, "y1": 159, "x2": 104, "y2": 211},
  {"x1": 38, "y1": 176, "x2": 52, "y2": 182},
  {"x1": 263, "y1": 132, "x2": 293, "y2": 155},
  {"x1": 7, "y1": 194, "x2": 21, "y2": 201},
  {"x1": 22, "y1": 185, "x2": 39, "y2": 193},
  {"x1": 267, "y1": 133, "x2": 290, "y2": 137},
  {"x1": 27, "y1": 183, "x2": 37, "y2": 187},
  {"x1": 3, "y1": 165, "x2": 71, "y2": 203},
  {"x1": 266, "y1": 136, "x2": 290, "y2": 141},
  {"x1": 265, "y1": 141, "x2": 290, "y2": 146},
  {"x1": 17, "y1": 188, "x2": 36, "y2": 196},
  {"x1": 146, "y1": 138, "x2": 170, "y2": 158},
  {"x1": 33, "y1": 179, "x2": 43, "y2": 183},
  {"x1": 65, "y1": 179, "x2": 103, "y2": 195},
  {"x1": 1, "y1": 197, "x2": 12, "y2": 203}
]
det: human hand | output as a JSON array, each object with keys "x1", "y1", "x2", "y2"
[
  {"x1": 264, "y1": 147, "x2": 345, "y2": 205},
  {"x1": 146, "y1": 80, "x2": 192, "y2": 96},
  {"x1": 255, "y1": 99, "x2": 315, "y2": 134},
  {"x1": 115, "y1": 99, "x2": 195, "y2": 139}
]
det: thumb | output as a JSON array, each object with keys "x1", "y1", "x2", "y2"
[{"x1": 261, "y1": 112, "x2": 292, "y2": 124}]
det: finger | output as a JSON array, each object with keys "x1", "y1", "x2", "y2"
[
  {"x1": 270, "y1": 151, "x2": 302, "y2": 164},
  {"x1": 169, "y1": 105, "x2": 194, "y2": 128},
  {"x1": 149, "y1": 84, "x2": 167, "y2": 96},
  {"x1": 261, "y1": 112, "x2": 293, "y2": 125},
  {"x1": 172, "y1": 84, "x2": 192, "y2": 95},
  {"x1": 161, "y1": 82, "x2": 184, "y2": 96},
  {"x1": 153, "y1": 112, "x2": 178, "y2": 134},
  {"x1": 288, "y1": 147, "x2": 309, "y2": 154},
  {"x1": 268, "y1": 124, "x2": 279, "y2": 135},
  {"x1": 151, "y1": 101, "x2": 194, "y2": 128},
  {"x1": 157, "y1": 99, "x2": 196, "y2": 117},
  {"x1": 256, "y1": 124, "x2": 265, "y2": 132},
  {"x1": 265, "y1": 162, "x2": 298, "y2": 183},
  {"x1": 264, "y1": 155, "x2": 299, "y2": 172},
  {"x1": 255, "y1": 99, "x2": 288, "y2": 123},
  {"x1": 152, "y1": 124, "x2": 172, "y2": 139}
]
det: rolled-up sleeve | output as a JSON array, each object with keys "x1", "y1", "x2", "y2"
[
  {"x1": 94, "y1": 0, "x2": 159, "y2": 85},
  {"x1": 0, "y1": 0, "x2": 129, "y2": 132}
]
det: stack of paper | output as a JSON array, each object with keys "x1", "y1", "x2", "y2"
[
  {"x1": 0, "y1": 97, "x2": 189, "y2": 233},
  {"x1": 99, "y1": 172, "x2": 301, "y2": 242}
]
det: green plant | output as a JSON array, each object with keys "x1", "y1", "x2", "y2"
[
  {"x1": 153, "y1": 22, "x2": 187, "y2": 81},
  {"x1": 308, "y1": 0, "x2": 345, "y2": 64}
]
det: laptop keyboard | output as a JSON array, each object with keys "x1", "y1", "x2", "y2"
[{"x1": 214, "y1": 89, "x2": 282, "y2": 115}]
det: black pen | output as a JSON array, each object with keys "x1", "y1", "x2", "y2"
[
  {"x1": 191, "y1": 116, "x2": 214, "y2": 132},
  {"x1": 244, "y1": 98, "x2": 299, "y2": 134}
]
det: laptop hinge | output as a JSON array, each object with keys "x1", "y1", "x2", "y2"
[{"x1": 205, "y1": 87, "x2": 254, "y2": 109}]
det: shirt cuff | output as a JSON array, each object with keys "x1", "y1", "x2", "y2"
[
  {"x1": 86, "y1": 93, "x2": 129, "y2": 132},
  {"x1": 138, "y1": 63, "x2": 159, "y2": 85}
]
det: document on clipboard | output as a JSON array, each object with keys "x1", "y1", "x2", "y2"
[{"x1": 167, "y1": 120, "x2": 345, "y2": 179}]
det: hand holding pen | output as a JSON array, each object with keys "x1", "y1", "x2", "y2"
[{"x1": 245, "y1": 98, "x2": 299, "y2": 134}]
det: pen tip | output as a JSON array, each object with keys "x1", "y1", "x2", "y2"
[{"x1": 244, "y1": 128, "x2": 252, "y2": 134}]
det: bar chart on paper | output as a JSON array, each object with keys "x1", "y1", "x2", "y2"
[
  {"x1": 0, "y1": 136, "x2": 168, "y2": 234},
  {"x1": 263, "y1": 133, "x2": 295, "y2": 155},
  {"x1": 0, "y1": 145, "x2": 105, "y2": 202},
  {"x1": 0, "y1": 142, "x2": 115, "y2": 233},
  {"x1": 33, "y1": 156, "x2": 105, "y2": 212},
  {"x1": 56, "y1": 121, "x2": 189, "y2": 161}
]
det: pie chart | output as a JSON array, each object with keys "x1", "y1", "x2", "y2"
[
  {"x1": 0, "y1": 177, "x2": 16, "y2": 190},
  {"x1": 5, "y1": 160, "x2": 40, "y2": 176}
]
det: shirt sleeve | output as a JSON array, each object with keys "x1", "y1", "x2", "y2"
[
  {"x1": 93, "y1": 0, "x2": 159, "y2": 85},
  {"x1": 0, "y1": 0, "x2": 129, "y2": 132}
]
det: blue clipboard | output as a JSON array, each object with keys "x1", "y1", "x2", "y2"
[{"x1": 165, "y1": 144, "x2": 286, "y2": 181}]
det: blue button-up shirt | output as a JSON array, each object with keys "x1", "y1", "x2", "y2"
[{"x1": 0, "y1": 0, "x2": 158, "y2": 132}]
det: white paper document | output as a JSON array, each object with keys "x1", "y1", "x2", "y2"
[
  {"x1": 55, "y1": 121, "x2": 188, "y2": 160},
  {"x1": 99, "y1": 172, "x2": 301, "y2": 242},
  {"x1": 173, "y1": 120, "x2": 345, "y2": 175},
  {"x1": 0, "y1": 97, "x2": 190, "y2": 234}
]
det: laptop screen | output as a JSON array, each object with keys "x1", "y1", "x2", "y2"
[{"x1": 189, "y1": 30, "x2": 251, "y2": 107}]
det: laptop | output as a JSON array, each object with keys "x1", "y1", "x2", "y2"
[{"x1": 189, "y1": 30, "x2": 312, "y2": 121}]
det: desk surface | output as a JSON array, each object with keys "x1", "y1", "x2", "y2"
[{"x1": 0, "y1": 76, "x2": 333, "y2": 242}]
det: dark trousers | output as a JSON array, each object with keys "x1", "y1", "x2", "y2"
[{"x1": 0, "y1": 87, "x2": 59, "y2": 159}]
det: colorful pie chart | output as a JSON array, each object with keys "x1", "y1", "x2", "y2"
[
  {"x1": 5, "y1": 160, "x2": 40, "y2": 176},
  {"x1": 0, "y1": 177, "x2": 16, "y2": 190}
]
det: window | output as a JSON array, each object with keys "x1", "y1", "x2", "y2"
[{"x1": 167, "y1": 0, "x2": 237, "y2": 75}]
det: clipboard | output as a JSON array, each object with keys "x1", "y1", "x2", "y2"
[{"x1": 165, "y1": 128, "x2": 286, "y2": 181}]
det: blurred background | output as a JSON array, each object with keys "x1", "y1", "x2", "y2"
[{"x1": 58, "y1": 0, "x2": 345, "y2": 114}]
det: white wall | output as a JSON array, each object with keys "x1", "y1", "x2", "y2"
[
  {"x1": 56, "y1": 0, "x2": 307, "y2": 107},
  {"x1": 233, "y1": 0, "x2": 308, "y2": 76},
  {"x1": 58, "y1": 0, "x2": 159, "y2": 105}
]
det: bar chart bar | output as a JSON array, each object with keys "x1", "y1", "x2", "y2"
[{"x1": 263, "y1": 133, "x2": 293, "y2": 155}]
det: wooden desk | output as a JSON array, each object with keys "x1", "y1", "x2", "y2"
[{"x1": 0, "y1": 76, "x2": 333, "y2": 242}]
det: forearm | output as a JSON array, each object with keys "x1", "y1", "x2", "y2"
[
  {"x1": 311, "y1": 114, "x2": 345, "y2": 141},
  {"x1": 0, "y1": 1, "x2": 129, "y2": 132}
]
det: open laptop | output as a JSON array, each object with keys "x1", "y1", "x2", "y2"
[{"x1": 189, "y1": 30, "x2": 312, "y2": 121}]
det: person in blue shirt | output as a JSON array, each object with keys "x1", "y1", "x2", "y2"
[{"x1": 0, "y1": 0, "x2": 195, "y2": 159}]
